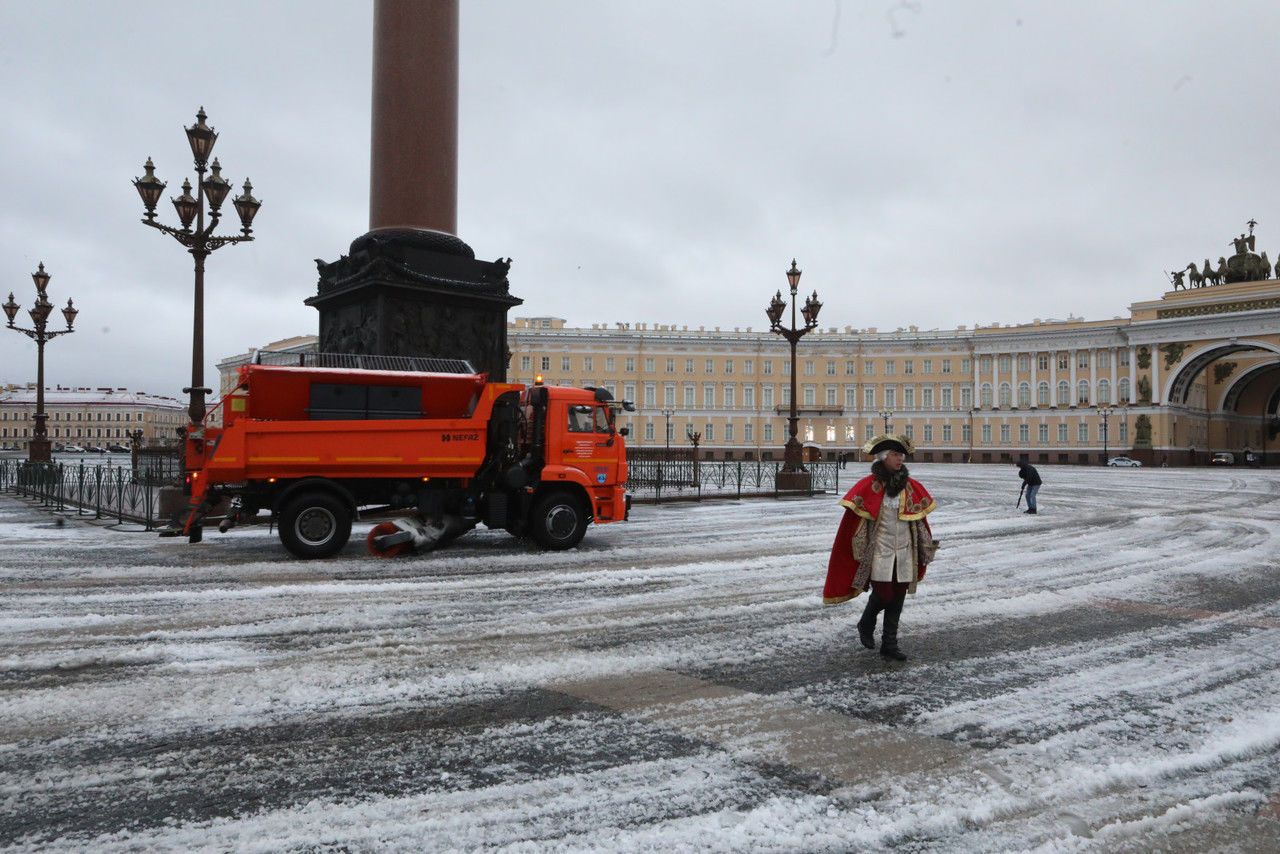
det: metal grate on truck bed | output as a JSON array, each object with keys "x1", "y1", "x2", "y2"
[{"x1": 253, "y1": 351, "x2": 476, "y2": 374}]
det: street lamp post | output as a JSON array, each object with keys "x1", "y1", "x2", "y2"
[
  {"x1": 765, "y1": 259, "x2": 821, "y2": 490},
  {"x1": 687, "y1": 429, "x2": 702, "y2": 488},
  {"x1": 4, "y1": 264, "x2": 78, "y2": 463},
  {"x1": 1099, "y1": 405, "x2": 1114, "y2": 464},
  {"x1": 662, "y1": 408, "x2": 674, "y2": 451},
  {"x1": 879, "y1": 408, "x2": 894, "y2": 434},
  {"x1": 133, "y1": 107, "x2": 261, "y2": 428}
]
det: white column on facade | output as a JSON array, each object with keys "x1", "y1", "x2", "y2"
[
  {"x1": 1069, "y1": 349, "x2": 1078, "y2": 405},
  {"x1": 1090, "y1": 348, "x2": 1098, "y2": 404},
  {"x1": 1110, "y1": 348, "x2": 1118, "y2": 404},
  {"x1": 1030, "y1": 350, "x2": 1039, "y2": 407},
  {"x1": 1128, "y1": 346, "x2": 1137, "y2": 403},
  {"x1": 1150, "y1": 343, "x2": 1160, "y2": 405},
  {"x1": 1010, "y1": 350, "x2": 1018, "y2": 407}
]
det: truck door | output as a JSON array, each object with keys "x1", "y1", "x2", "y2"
[{"x1": 557, "y1": 402, "x2": 621, "y2": 485}]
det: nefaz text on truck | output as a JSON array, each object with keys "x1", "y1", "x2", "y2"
[{"x1": 172, "y1": 353, "x2": 633, "y2": 559}]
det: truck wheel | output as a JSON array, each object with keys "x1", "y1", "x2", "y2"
[
  {"x1": 279, "y1": 491, "x2": 351, "y2": 559},
  {"x1": 530, "y1": 491, "x2": 588, "y2": 550}
]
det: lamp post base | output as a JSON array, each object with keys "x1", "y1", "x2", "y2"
[
  {"x1": 776, "y1": 470, "x2": 813, "y2": 492},
  {"x1": 27, "y1": 438, "x2": 52, "y2": 463}
]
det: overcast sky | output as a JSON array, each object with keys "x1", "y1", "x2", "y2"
[{"x1": 3, "y1": 1, "x2": 1279, "y2": 396}]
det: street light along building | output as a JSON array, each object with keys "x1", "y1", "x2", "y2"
[{"x1": 0, "y1": 386, "x2": 185, "y2": 451}]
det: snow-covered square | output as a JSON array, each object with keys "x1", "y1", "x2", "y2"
[{"x1": 2, "y1": 464, "x2": 1279, "y2": 852}]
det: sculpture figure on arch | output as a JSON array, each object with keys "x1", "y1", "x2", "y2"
[
  {"x1": 1203, "y1": 258, "x2": 1222, "y2": 287},
  {"x1": 1185, "y1": 262, "x2": 1204, "y2": 288}
]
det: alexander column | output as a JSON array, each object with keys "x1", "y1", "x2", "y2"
[{"x1": 307, "y1": 0, "x2": 521, "y2": 378}]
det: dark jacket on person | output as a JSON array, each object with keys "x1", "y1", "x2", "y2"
[{"x1": 1016, "y1": 462, "x2": 1042, "y2": 486}]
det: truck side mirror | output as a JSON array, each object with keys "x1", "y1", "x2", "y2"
[{"x1": 619, "y1": 427, "x2": 629, "y2": 437}]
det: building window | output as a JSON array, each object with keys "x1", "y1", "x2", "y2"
[
  {"x1": 904, "y1": 360, "x2": 914, "y2": 376},
  {"x1": 942, "y1": 359, "x2": 952, "y2": 374},
  {"x1": 724, "y1": 423, "x2": 734, "y2": 443},
  {"x1": 824, "y1": 360, "x2": 834, "y2": 376},
  {"x1": 744, "y1": 387, "x2": 754, "y2": 408},
  {"x1": 903, "y1": 387, "x2": 915, "y2": 408},
  {"x1": 744, "y1": 422, "x2": 754, "y2": 442},
  {"x1": 943, "y1": 424, "x2": 953, "y2": 442},
  {"x1": 940, "y1": 387, "x2": 952, "y2": 409},
  {"x1": 803, "y1": 387, "x2": 815, "y2": 406},
  {"x1": 826, "y1": 386, "x2": 837, "y2": 406},
  {"x1": 980, "y1": 356, "x2": 992, "y2": 374},
  {"x1": 1098, "y1": 351, "x2": 1110, "y2": 370},
  {"x1": 665, "y1": 358, "x2": 674, "y2": 373},
  {"x1": 1077, "y1": 352, "x2": 1089, "y2": 370},
  {"x1": 846, "y1": 360, "x2": 856, "y2": 375},
  {"x1": 744, "y1": 359, "x2": 754, "y2": 375},
  {"x1": 998, "y1": 356, "x2": 1011, "y2": 374},
  {"x1": 626, "y1": 357, "x2": 635, "y2": 372},
  {"x1": 606, "y1": 357, "x2": 615, "y2": 372},
  {"x1": 644, "y1": 422, "x2": 655, "y2": 441},
  {"x1": 584, "y1": 357, "x2": 594, "y2": 372},
  {"x1": 563, "y1": 357, "x2": 572, "y2": 372},
  {"x1": 763, "y1": 360, "x2": 773, "y2": 375},
  {"x1": 864, "y1": 387, "x2": 875, "y2": 408},
  {"x1": 1017, "y1": 355, "x2": 1030, "y2": 373},
  {"x1": 686, "y1": 359, "x2": 694, "y2": 373},
  {"x1": 1118, "y1": 377, "x2": 1131, "y2": 404},
  {"x1": 845, "y1": 387, "x2": 857, "y2": 408},
  {"x1": 520, "y1": 355, "x2": 531, "y2": 371},
  {"x1": 1038, "y1": 354, "x2": 1049, "y2": 371},
  {"x1": 885, "y1": 387, "x2": 896, "y2": 408},
  {"x1": 705, "y1": 424, "x2": 714, "y2": 442},
  {"x1": 624, "y1": 383, "x2": 636, "y2": 401},
  {"x1": 921, "y1": 387, "x2": 934, "y2": 410},
  {"x1": 1118, "y1": 419, "x2": 1128, "y2": 442},
  {"x1": 644, "y1": 357, "x2": 654, "y2": 373},
  {"x1": 541, "y1": 356, "x2": 550, "y2": 371},
  {"x1": 960, "y1": 386, "x2": 973, "y2": 409},
  {"x1": 1038, "y1": 381, "x2": 1050, "y2": 407},
  {"x1": 705, "y1": 359, "x2": 714, "y2": 374},
  {"x1": 923, "y1": 424, "x2": 933, "y2": 443},
  {"x1": 724, "y1": 386, "x2": 736, "y2": 408},
  {"x1": 1057, "y1": 381, "x2": 1070, "y2": 406},
  {"x1": 981, "y1": 424, "x2": 992, "y2": 444},
  {"x1": 1039, "y1": 423, "x2": 1049, "y2": 443},
  {"x1": 664, "y1": 385, "x2": 675, "y2": 407},
  {"x1": 1000, "y1": 424, "x2": 1011, "y2": 443},
  {"x1": 763, "y1": 387, "x2": 774, "y2": 408},
  {"x1": 961, "y1": 423, "x2": 971, "y2": 444},
  {"x1": 1018, "y1": 382, "x2": 1031, "y2": 408},
  {"x1": 783, "y1": 361, "x2": 791, "y2": 376},
  {"x1": 1019, "y1": 423, "x2": 1029, "y2": 443},
  {"x1": 684, "y1": 385, "x2": 696, "y2": 407},
  {"x1": 725, "y1": 360, "x2": 734, "y2": 374},
  {"x1": 1077, "y1": 380, "x2": 1090, "y2": 405},
  {"x1": 804, "y1": 360, "x2": 814, "y2": 376},
  {"x1": 904, "y1": 424, "x2": 914, "y2": 441},
  {"x1": 763, "y1": 423, "x2": 773, "y2": 443},
  {"x1": 999, "y1": 383, "x2": 1012, "y2": 407},
  {"x1": 1119, "y1": 350, "x2": 1130, "y2": 368},
  {"x1": 1097, "y1": 379, "x2": 1111, "y2": 405},
  {"x1": 922, "y1": 359, "x2": 932, "y2": 374},
  {"x1": 865, "y1": 361, "x2": 874, "y2": 376},
  {"x1": 704, "y1": 385, "x2": 715, "y2": 408},
  {"x1": 644, "y1": 385, "x2": 656, "y2": 407},
  {"x1": 1078, "y1": 422, "x2": 1089, "y2": 443},
  {"x1": 885, "y1": 361, "x2": 896, "y2": 376},
  {"x1": 1058, "y1": 423, "x2": 1068, "y2": 443},
  {"x1": 980, "y1": 383, "x2": 993, "y2": 408}
]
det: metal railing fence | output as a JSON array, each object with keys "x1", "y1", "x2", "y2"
[
  {"x1": 0, "y1": 458, "x2": 174, "y2": 528},
  {"x1": 627, "y1": 458, "x2": 843, "y2": 502}
]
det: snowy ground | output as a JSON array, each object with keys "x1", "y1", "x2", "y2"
[{"x1": 2, "y1": 464, "x2": 1279, "y2": 852}]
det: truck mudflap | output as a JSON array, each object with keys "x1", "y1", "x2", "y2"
[{"x1": 366, "y1": 515, "x2": 475, "y2": 558}]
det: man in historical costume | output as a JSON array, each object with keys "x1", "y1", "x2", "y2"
[{"x1": 823, "y1": 434, "x2": 938, "y2": 661}]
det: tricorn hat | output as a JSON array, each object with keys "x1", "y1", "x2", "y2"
[{"x1": 862, "y1": 433, "x2": 915, "y2": 456}]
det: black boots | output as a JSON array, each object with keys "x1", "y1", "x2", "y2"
[
  {"x1": 857, "y1": 591, "x2": 885, "y2": 649},
  {"x1": 879, "y1": 596, "x2": 908, "y2": 660},
  {"x1": 1024, "y1": 508, "x2": 1037, "y2": 514}
]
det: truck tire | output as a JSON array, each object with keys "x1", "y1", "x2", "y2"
[
  {"x1": 279, "y1": 491, "x2": 351, "y2": 559},
  {"x1": 530, "y1": 490, "x2": 588, "y2": 550}
]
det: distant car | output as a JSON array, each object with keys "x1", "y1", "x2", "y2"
[
  {"x1": 1107, "y1": 456, "x2": 1142, "y2": 467},
  {"x1": 87, "y1": 445, "x2": 108, "y2": 454},
  {"x1": 1211, "y1": 452, "x2": 1235, "y2": 465},
  {"x1": 62, "y1": 445, "x2": 85, "y2": 453},
  {"x1": 107, "y1": 444, "x2": 130, "y2": 453}
]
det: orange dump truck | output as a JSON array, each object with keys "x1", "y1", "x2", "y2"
[{"x1": 177, "y1": 354, "x2": 632, "y2": 559}]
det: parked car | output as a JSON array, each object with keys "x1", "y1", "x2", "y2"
[
  {"x1": 61, "y1": 445, "x2": 85, "y2": 453},
  {"x1": 1211, "y1": 452, "x2": 1235, "y2": 465},
  {"x1": 1107, "y1": 456, "x2": 1142, "y2": 467},
  {"x1": 107, "y1": 444, "x2": 130, "y2": 453},
  {"x1": 87, "y1": 445, "x2": 108, "y2": 454}
]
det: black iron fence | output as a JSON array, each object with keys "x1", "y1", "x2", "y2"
[
  {"x1": 627, "y1": 457, "x2": 844, "y2": 502},
  {"x1": 0, "y1": 456, "x2": 178, "y2": 529}
]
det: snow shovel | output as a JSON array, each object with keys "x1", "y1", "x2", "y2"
[{"x1": 1016, "y1": 482, "x2": 1025, "y2": 509}]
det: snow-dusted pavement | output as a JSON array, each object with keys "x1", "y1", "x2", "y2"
[{"x1": 2, "y1": 464, "x2": 1279, "y2": 852}]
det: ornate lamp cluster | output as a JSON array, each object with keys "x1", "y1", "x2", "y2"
[
  {"x1": 3, "y1": 263, "x2": 78, "y2": 462},
  {"x1": 764, "y1": 259, "x2": 822, "y2": 480},
  {"x1": 132, "y1": 107, "x2": 262, "y2": 425}
]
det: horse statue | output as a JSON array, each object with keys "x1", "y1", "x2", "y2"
[
  {"x1": 1185, "y1": 262, "x2": 1205, "y2": 288},
  {"x1": 1203, "y1": 258, "x2": 1222, "y2": 286},
  {"x1": 1261, "y1": 251, "x2": 1271, "y2": 280}
]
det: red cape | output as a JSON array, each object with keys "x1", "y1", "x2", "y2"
[{"x1": 823, "y1": 475, "x2": 935, "y2": 604}]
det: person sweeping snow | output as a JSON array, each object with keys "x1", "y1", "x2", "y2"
[{"x1": 823, "y1": 434, "x2": 939, "y2": 661}]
